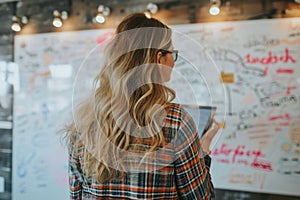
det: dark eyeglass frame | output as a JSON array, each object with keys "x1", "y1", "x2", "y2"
[{"x1": 160, "y1": 49, "x2": 178, "y2": 62}]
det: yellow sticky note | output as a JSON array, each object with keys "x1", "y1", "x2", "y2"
[
  {"x1": 220, "y1": 73, "x2": 234, "y2": 83},
  {"x1": 219, "y1": 122, "x2": 226, "y2": 129}
]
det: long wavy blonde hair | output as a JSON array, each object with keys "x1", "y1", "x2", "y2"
[{"x1": 66, "y1": 13, "x2": 176, "y2": 183}]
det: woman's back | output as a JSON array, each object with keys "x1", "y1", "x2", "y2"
[{"x1": 69, "y1": 103, "x2": 214, "y2": 199}]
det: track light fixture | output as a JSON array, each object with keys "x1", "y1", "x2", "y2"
[
  {"x1": 95, "y1": 5, "x2": 111, "y2": 24},
  {"x1": 11, "y1": 15, "x2": 28, "y2": 32},
  {"x1": 11, "y1": 16, "x2": 21, "y2": 32},
  {"x1": 144, "y1": 2, "x2": 158, "y2": 19},
  {"x1": 52, "y1": 10, "x2": 68, "y2": 28},
  {"x1": 209, "y1": 0, "x2": 221, "y2": 16}
]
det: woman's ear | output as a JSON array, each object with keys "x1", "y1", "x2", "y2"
[{"x1": 156, "y1": 51, "x2": 163, "y2": 64}]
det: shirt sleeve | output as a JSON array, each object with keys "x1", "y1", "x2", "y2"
[
  {"x1": 173, "y1": 109, "x2": 215, "y2": 200},
  {"x1": 68, "y1": 133, "x2": 83, "y2": 200}
]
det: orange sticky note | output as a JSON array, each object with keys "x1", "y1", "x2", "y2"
[{"x1": 220, "y1": 73, "x2": 234, "y2": 83}]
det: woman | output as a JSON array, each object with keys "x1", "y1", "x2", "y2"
[{"x1": 66, "y1": 13, "x2": 220, "y2": 200}]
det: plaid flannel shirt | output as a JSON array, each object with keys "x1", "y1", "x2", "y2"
[{"x1": 68, "y1": 103, "x2": 215, "y2": 199}]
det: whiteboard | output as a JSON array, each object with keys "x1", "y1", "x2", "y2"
[
  {"x1": 171, "y1": 18, "x2": 300, "y2": 196},
  {"x1": 13, "y1": 18, "x2": 300, "y2": 199}
]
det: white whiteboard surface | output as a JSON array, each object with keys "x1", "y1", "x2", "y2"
[{"x1": 13, "y1": 18, "x2": 300, "y2": 199}]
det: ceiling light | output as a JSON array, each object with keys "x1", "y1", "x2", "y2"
[
  {"x1": 95, "y1": 13, "x2": 105, "y2": 23},
  {"x1": 147, "y1": 3, "x2": 158, "y2": 14},
  {"x1": 11, "y1": 22, "x2": 21, "y2": 32},
  {"x1": 98, "y1": 5, "x2": 111, "y2": 16},
  {"x1": 144, "y1": 3, "x2": 158, "y2": 18},
  {"x1": 209, "y1": 5, "x2": 220, "y2": 15},
  {"x1": 52, "y1": 10, "x2": 68, "y2": 28},
  {"x1": 21, "y1": 16, "x2": 28, "y2": 24},
  {"x1": 61, "y1": 11, "x2": 68, "y2": 20},
  {"x1": 53, "y1": 17, "x2": 62, "y2": 27},
  {"x1": 11, "y1": 16, "x2": 29, "y2": 32},
  {"x1": 11, "y1": 16, "x2": 21, "y2": 32},
  {"x1": 53, "y1": 10, "x2": 62, "y2": 27},
  {"x1": 209, "y1": 0, "x2": 221, "y2": 15},
  {"x1": 95, "y1": 5, "x2": 110, "y2": 24}
]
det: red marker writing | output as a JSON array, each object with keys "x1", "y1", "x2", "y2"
[{"x1": 276, "y1": 68, "x2": 294, "y2": 74}]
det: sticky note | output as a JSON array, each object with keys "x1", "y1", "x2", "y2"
[
  {"x1": 219, "y1": 122, "x2": 226, "y2": 129},
  {"x1": 220, "y1": 73, "x2": 234, "y2": 83},
  {"x1": 0, "y1": 176, "x2": 4, "y2": 193},
  {"x1": 294, "y1": 149, "x2": 300, "y2": 155}
]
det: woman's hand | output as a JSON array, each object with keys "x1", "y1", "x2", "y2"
[{"x1": 200, "y1": 119, "x2": 220, "y2": 155}]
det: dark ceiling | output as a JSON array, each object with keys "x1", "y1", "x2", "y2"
[{"x1": 0, "y1": 0, "x2": 299, "y2": 35}]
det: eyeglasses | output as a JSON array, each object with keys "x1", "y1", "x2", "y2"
[{"x1": 160, "y1": 50, "x2": 178, "y2": 62}]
